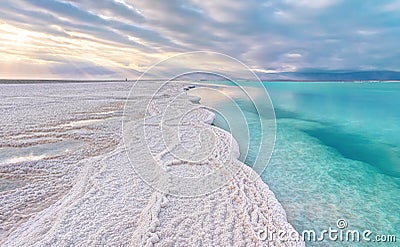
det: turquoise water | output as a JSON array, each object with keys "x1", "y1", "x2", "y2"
[{"x1": 191, "y1": 81, "x2": 400, "y2": 246}]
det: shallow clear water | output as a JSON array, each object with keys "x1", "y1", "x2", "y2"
[
  {"x1": 0, "y1": 140, "x2": 86, "y2": 165},
  {"x1": 191, "y1": 81, "x2": 400, "y2": 246}
]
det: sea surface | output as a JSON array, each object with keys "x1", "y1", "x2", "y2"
[{"x1": 191, "y1": 81, "x2": 400, "y2": 246}]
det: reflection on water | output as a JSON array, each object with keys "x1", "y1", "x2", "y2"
[
  {"x1": 59, "y1": 119, "x2": 103, "y2": 128},
  {"x1": 0, "y1": 140, "x2": 85, "y2": 165}
]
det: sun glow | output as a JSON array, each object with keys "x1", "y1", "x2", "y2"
[
  {"x1": 0, "y1": 24, "x2": 33, "y2": 46},
  {"x1": 0, "y1": 22, "x2": 171, "y2": 79}
]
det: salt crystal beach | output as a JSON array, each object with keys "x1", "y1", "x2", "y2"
[{"x1": 0, "y1": 81, "x2": 303, "y2": 246}]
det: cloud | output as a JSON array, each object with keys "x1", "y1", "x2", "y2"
[
  {"x1": 68, "y1": 0, "x2": 145, "y2": 23},
  {"x1": 0, "y1": 0, "x2": 400, "y2": 79},
  {"x1": 285, "y1": 53, "x2": 303, "y2": 58}
]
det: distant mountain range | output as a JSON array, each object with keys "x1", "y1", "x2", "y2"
[
  {"x1": 255, "y1": 70, "x2": 400, "y2": 81},
  {"x1": 173, "y1": 70, "x2": 400, "y2": 81}
]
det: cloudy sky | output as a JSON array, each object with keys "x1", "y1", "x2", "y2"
[{"x1": 1, "y1": 0, "x2": 400, "y2": 79}]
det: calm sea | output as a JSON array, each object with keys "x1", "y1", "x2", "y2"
[{"x1": 191, "y1": 81, "x2": 400, "y2": 246}]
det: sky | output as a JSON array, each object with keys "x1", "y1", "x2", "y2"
[{"x1": 1, "y1": 0, "x2": 400, "y2": 79}]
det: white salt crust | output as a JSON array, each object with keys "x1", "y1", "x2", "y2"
[{"x1": 0, "y1": 82, "x2": 303, "y2": 246}]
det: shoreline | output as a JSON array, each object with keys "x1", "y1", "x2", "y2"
[
  {"x1": 1, "y1": 82, "x2": 303, "y2": 246},
  {"x1": 188, "y1": 87, "x2": 303, "y2": 244}
]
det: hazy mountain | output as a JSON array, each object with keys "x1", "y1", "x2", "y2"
[{"x1": 256, "y1": 70, "x2": 400, "y2": 81}]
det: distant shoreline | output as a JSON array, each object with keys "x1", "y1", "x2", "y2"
[{"x1": 1, "y1": 79, "x2": 400, "y2": 84}]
